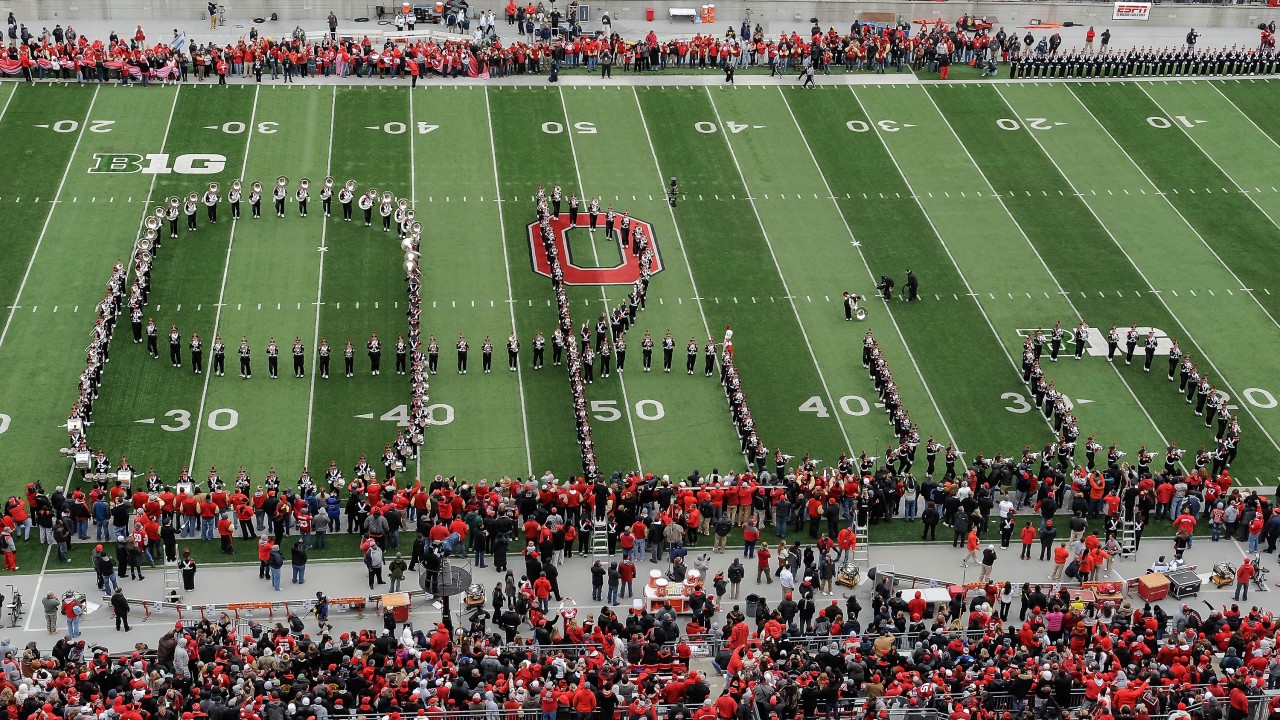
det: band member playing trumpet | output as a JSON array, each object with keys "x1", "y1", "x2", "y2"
[
  {"x1": 184, "y1": 194, "x2": 199, "y2": 232},
  {"x1": 273, "y1": 178, "x2": 288, "y2": 218},
  {"x1": 320, "y1": 178, "x2": 334, "y2": 218},
  {"x1": 204, "y1": 184, "x2": 220, "y2": 223},
  {"x1": 228, "y1": 181, "x2": 242, "y2": 220},
  {"x1": 249, "y1": 182, "x2": 263, "y2": 219},
  {"x1": 296, "y1": 180, "x2": 310, "y2": 218}
]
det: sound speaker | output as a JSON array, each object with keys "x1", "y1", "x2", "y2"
[{"x1": 376, "y1": 5, "x2": 386, "y2": 17}]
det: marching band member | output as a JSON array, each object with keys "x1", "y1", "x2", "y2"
[
  {"x1": 249, "y1": 181, "x2": 262, "y2": 219},
  {"x1": 338, "y1": 182, "x2": 354, "y2": 221},
  {"x1": 166, "y1": 199, "x2": 180, "y2": 238},
  {"x1": 343, "y1": 339, "x2": 355, "y2": 378},
  {"x1": 1073, "y1": 320, "x2": 1088, "y2": 360},
  {"x1": 212, "y1": 334, "x2": 225, "y2": 376},
  {"x1": 1124, "y1": 323, "x2": 1139, "y2": 365},
  {"x1": 395, "y1": 333, "x2": 407, "y2": 375},
  {"x1": 184, "y1": 194, "x2": 198, "y2": 232},
  {"x1": 379, "y1": 195, "x2": 394, "y2": 232},
  {"x1": 367, "y1": 331, "x2": 382, "y2": 375},
  {"x1": 266, "y1": 337, "x2": 280, "y2": 379},
  {"x1": 292, "y1": 337, "x2": 305, "y2": 378},
  {"x1": 1167, "y1": 337, "x2": 1182, "y2": 381},
  {"x1": 168, "y1": 323, "x2": 182, "y2": 367},
  {"x1": 272, "y1": 180, "x2": 287, "y2": 218},
  {"x1": 531, "y1": 330, "x2": 544, "y2": 370},
  {"x1": 296, "y1": 181, "x2": 309, "y2": 218},
  {"x1": 359, "y1": 190, "x2": 374, "y2": 226},
  {"x1": 320, "y1": 180, "x2": 333, "y2": 218},
  {"x1": 456, "y1": 333, "x2": 469, "y2": 374},
  {"x1": 203, "y1": 184, "x2": 219, "y2": 224},
  {"x1": 318, "y1": 337, "x2": 330, "y2": 379},
  {"x1": 228, "y1": 181, "x2": 242, "y2": 220},
  {"x1": 427, "y1": 335, "x2": 439, "y2": 374},
  {"x1": 190, "y1": 332, "x2": 203, "y2": 374},
  {"x1": 239, "y1": 336, "x2": 252, "y2": 379}
]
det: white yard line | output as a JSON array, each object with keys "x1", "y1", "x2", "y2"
[
  {"x1": 483, "y1": 87, "x2": 534, "y2": 475},
  {"x1": 703, "y1": 87, "x2": 854, "y2": 455},
  {"x1": 411, "y1": 88, "x2": 423, "y2": 483},
  {"x1": 557, "y1": 86, "x2": 644, "y2": 473},
  {"x1": 1046, "y1": 84, "x2": 1280, "y2": 456},
  {"x1": 911, "y1": 85, "x2": 1173, "y2": 450},
  {"x1": 776, "y1": 86, "x2": 959, "y2": 450},
  {"x1": 844, "y1": 86, "x2": 1058, "y2": 441},
  {"x1": 1136, "y1": 83, "x2": 1280, "y2": 240},
  {"x1": 303, "y1": 86, "x2": 338, "y2": 466},
  {"x1": 0, "y1": 85, "x2": 99, "y2": 354},
  {"x1": 630, "y1": 87, "x2": 712, "y2": 341},
  {"x1": 189, "y1": 85, "x2": 262, "y2": 470}
]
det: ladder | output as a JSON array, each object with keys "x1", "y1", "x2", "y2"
[
  {"x1": 852, "y1": 522, "x2": 870, "y2": 566},
  {"x1": 163, "y1": 570, "x2": 183, "y2": 603},
  {"x1": 1118, "y1": 519, "x2": 1138, "y2": 561},
  {"x1": 592, "y1": 519, "x2": 611, "y2": 558}
]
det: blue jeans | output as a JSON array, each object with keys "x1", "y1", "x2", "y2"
[
  {"x1": 270, "y1": 566, "x2": 281, "y2": 590},
  {"x1": 744, "y1": 540, "x2": 755, "y2": 557},
  {"x1": 313, "y1": 531, "x2": 326, "y2": 549},
  {"x1": 181, "y1": 516, "x2": 195, "y2": 537},
  {"x1": 1249, "y1": 533, "x2": 1260, "y2": 553},
  {"x1": 1170, "y1": 496, "x2": 1184, "y2": 519},
  {"x1": 390, "y1": 577, "x2": 402, "y2": 592},
  {"x1": 95, "y1": 520, "x2": 108, "y2": 541},
  {"x1": 201, "y1": 517, "x2": 215, "y2": 540},
  {"x1": 543, "y1": 712, "x2": 557, "y2": 720},
  {"x1": 57, "y1": 541, "x2": 68, "y2": 563},
  {"x1": 474, "y1": 547, "x2": 486, "y2": 567},
  {"x1": 292, "y1": 565, "x2": 305, "y2": 584},
  {"x1": 102, "y1": 572, "x2": 119, "y2": 594},
  {"x1": 608, "y1": 585, "x2": 619, "y2": 604},
  {"x1": 904, "y1": 498, "x2": 918, "y2": 522},
  {"x1": 67, "y1": 615, "x2": 79, "y2": 637},
  {"x1": 1236, "y1": 580, "x2": 1249, "y2": 601},
  {"x1": 775, "y1": 518, "x2": 788, "y2": 538},
  {"x1": 76, "y1": 519, "x2": 89, "y2": 539},
  {"x1": 299, "y1": 532, "x2": 310, "y2": 550},
  {"x1": 633, "y1": 538, "x2": 646, "y2": 559}
]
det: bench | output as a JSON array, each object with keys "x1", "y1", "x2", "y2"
[{"x1": 669, "y1": 8, "x2": 698, "y2": 20}]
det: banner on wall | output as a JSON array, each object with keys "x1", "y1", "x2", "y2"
[{"x1": 1113, "y1": 2, "x2": 1152, "y2": 20}]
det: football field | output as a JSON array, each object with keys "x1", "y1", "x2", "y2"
[{"x1": 2, "y1": 76, "x2": 1280, "y2": 507}]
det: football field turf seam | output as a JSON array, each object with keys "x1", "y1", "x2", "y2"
[
  {"x1": 188, "y1": 84, "x2": 262, "y2": 470},
  {"x1": 0, "y1": 86, "x2": 97, "y2": 355},
  {"x1": 1049, "y1": 84, "x2": 1280, "y2": 457},
  {"x1": 303, "y1": 86, "x2": 338, "y2": 466},
  {"x1": 557, "y1": 86, "x2": 644, "y2": 472},
  {"x1": 482, "y1": 86, "x2": 534, "y2": 475},
  {"x1": 846, "y1": 85, "x2": 1062, "y2": 442},
  {"x1": 777, "y1": 86, "x2": 959, "y2": 450},
  {"x1": 1135, "y1": 83, "x2": 1280, "y2": 241},
  {"x1": 916, "y1": 85, "x2": 1175, "y2": 453},
  {"x1": 630, "y1": 87, "x2": 713, "y2": 342},
  {"x1": 704, "y1": 86, "x2": 855, "y2": 455}
]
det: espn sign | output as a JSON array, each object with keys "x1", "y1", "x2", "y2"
[{"x1": 1113, "y1": 2, "x2": 1152, "y2": 20}]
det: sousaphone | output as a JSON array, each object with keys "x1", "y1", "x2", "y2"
[
  {"x1": 143, "y1": 215, "x2": 162, "y2": 232},
  {"x1": 855, "y1": 307, "x2": 868, "y2": 321},
  {"x1": 344, "y1": 179, "x2": 358, "y2": 193},
  {"x1": 365, "y1": 187, "x2": 379, "y2": 200},
  {"x1": 397, "y1": 197, "x2": 410, "y2": 212},
  {"x1": 324, "y1": 177, "x2": 334, "y2": 190},
  {"x1": 153, "y1": 205, "x2": 167, "y2": 220},
  {"x1": 231, "y1": 179, "x2": 243, "y2": 193},
  {"x1": 187, "y1": 192, "x2": 199, "y2": 205},
  {"x1": 252, "y1": 180, "x2": 264, "y2": 194},
  {"x1": 381, "y1": 191, "x2": 395, "y2": 206},
  {"x1": 168, "y1": 196, "x2": 181, "y2": 209},
  {"x1": 208, "y1": 181, "x2": 219, "y2": 195},
  {"x1": 277, "y1": 176, "x2": 289, "y2": 188},
  {"x1": 299, "y1": 177, "x2": 311, "y2": 191}
]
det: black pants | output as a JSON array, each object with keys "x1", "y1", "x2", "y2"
[
  {"x1": 552, "y1": 345, "x2": 562, "y2": 365},
  {"x1": 533, "y1": 348, "x2": 543, "y2": 368},
  {"x1": 342, "y1": 202, "x2": 352, "y2": 220},
  {"x1": 275, "y1": 198, "x2": 285, "y2": 216},
  {"x1": 115, "y1": 613, "x2": 131, "y2": 631},
  {"x1": 370, "y1": 352, "x2": 380, "y2": 373},
  {"x1": 231, "y1": 201, "x2": 240, "y2": 219},
  {"x1": 345, "y1": 356, "x2": 354, "y2": 376},
  {"x1": 322, "y1": 198, "x2": 331, "y2": 217},
  {"x1": 170, "y1": 344, "x2": 181, "y2": 366},
  {"x1": 294, "y1": 356, "x2": 305, "y2": 377},
  {"x1": 241, "y1": 357, "x2": 251, "y2": 377},
  {"x1": 663, "y1": 349, "x2": 673, "y2": 371},
  {"x1": 458, "y1": 352, "x2": 468, "y2": 372},
  {"x1": 187, "y1": 213, "x2": 197, "y2": 231},
  {"x1": 169, "y1": 218, "x2": 179, "y2": 237},
  {"x1": 319, "y1": 355, "x2": 329, "y2": 377},
  {"x1": 213, "y1": 354, "x2": 224, "y2": 375},
  {"x1": 687, "y1": 354, "x2": 696, "y2": 373},
  {"x1": 207, "y1": 205, "x2": 217, "y2": 223},
  {"x1": 192, "y1": 351, "x2": 203, "y2": 374},
  {"x1": 482, "y1": 352, "x2": 492, "y2": 372},
  {"x1": 252, "y1": 200, "x2": 261, "y2": 218},
  {"x1": 428, "y1": 353, "x2": 438, "y2": 373}
]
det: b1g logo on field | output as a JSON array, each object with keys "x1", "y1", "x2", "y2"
[
  {"x1": 89, "y1": 153, "x2": 227, "y2": 175},
  {"x1": 527, "y1": 213, "x2": 665, "y2": 285}
]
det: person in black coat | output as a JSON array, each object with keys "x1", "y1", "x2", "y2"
[{"x1": 111, "y1": 588, "x2": 131, "y2": 631}]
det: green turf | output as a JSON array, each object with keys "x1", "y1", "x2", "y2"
[{"x1": 5, "y1": 79, "x2": 1280, "y2": 532}]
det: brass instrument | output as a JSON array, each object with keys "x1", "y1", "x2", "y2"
[
  {"x1": 404, "y1": 260, "x2": 417, "y2": 275},
  {"x1": 168, "y1": 196, "x2": 181, "y2": 209},
  {"x1": 854, "y1": 307, "x2": 868, "y2": 321},
  {"x1": 208, "y1": 182, "x2": 219, "y2": 194},
  {"x1": 252, "y1": 181, "x2": 264, "y2": 194},
  {"x1": 381, "y1": 191, "x2": 395, "y2": 205},
  {"x1": 231, "y1": 179, "x2": 243, "y2": 193},
  {"x1": 397, "y1": 197, "x2": 410, "y2": 212},
  {"x1": 144, "y1": 215, "x2": 162, "y2": 232},
  {"x1": 153, "y1": 206, "x2": 167, "y2": 220},
  {"x1": 404, "y1": 250, "x2": 420, "y2": 264},
  {"x1": 187, "y1": 192, "x2": 199, "y2": 204},
  {"x1": 323, "y1": 177, "x2": 334, "y2": 190},
  {"x1": 400, "y1": 237, "x2": 416, "y2": 252},
  {"x1": 366, "y1": 188, "x2": 379, "y2": 200},
  {"x1": 299, "y1": 177, "x2": 311, "y2": 191},
  {"x1": 277, "y1": 176, "x2": 289, "y2": 188},
  {"x1": 410, "y1": 221, "x2": 422, "y2": 236},
  {"x1": 404, "y1": 209, "x2": 415, "y2": 222},
  {"x1": 344, "y1": 179, "x2": 357, "y2": 193},
  {"x1": 136, "y1": 249, "x2": 154, "y2": 264}
]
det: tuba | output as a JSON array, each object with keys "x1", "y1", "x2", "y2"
[
  {"x1": 252, "y1": 181, "x2": 263, "y2": 194},
  {"x1": 153, "y1": 205, "x2": 167, "y2": 220},
  {"x1": 410, "y1": 221, "x2": 422, "y2": 236},
  {"x1": 366, "y1": 187, "x2": 379, "y2": 200},
  {"x1": 231, "y1": 179, "x2": 242, "y2": 193},
  {"x1": 187, "y1": 192, "x2": 199, "y2": 205},
  {"x1": 168, "y1": 196, "x2": 181, "y2": 209},
  {"x1": 277, "y1": 176, "x2": 289, "y2": 189},
  {"x1": 854, "y1": 307, "x2": 868, "y2": 321},
  {"x1": 300, "y1": 177, "x2": 311, "y2": 191},
  {"x1": 208, "y1": 182, "x2": 219, "y2": 195},
  {"x1": 324, "y1": 177, "x2": 334, "y2": 190},
  {"x1": 344, "y1": 179, "x2": 357, "y2": 193},
  {"x1": 136, "y1": 249, "x2": 154, "y2": 265},
  {"x1": 144, "y1": 215, "x2": 161, "y2": 232},
  {"x1": 397, "y1": 197, "x2": 410, "y2": 212},
  {"x1": 381, "y1": 191, "x2": 394, "y2": 206}
]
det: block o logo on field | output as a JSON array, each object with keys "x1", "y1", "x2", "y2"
[{"x1": 528, "y1": 213, "x2": 664, "y2": 285}]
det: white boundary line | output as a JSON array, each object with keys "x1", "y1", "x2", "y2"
[
  {"x1": 776, "y1": 86, "x2": 960, "y2": 451},
  {"x1": 30, "y1": 85, "x2": 183, "y2": 628},
  {"x1": 909, "y1": 84, "x2": 1173, "y2": 450},
  {"x1": 483, "y1": 87, "x2": 534, "y2": 476},
  {"x1": 1136, "y1": 83, "x2": 1280, "y2": 239},
  {"x1": 303, "y1": 86, "x2": 338, "y2": 465},
  {"x1": 0, "y1": 85, "x2": 99, "y2": 354},
  {"x1": 556, "y1": 86, "x2": 645, "y2": 472},
  {"x1": 189, "y1": 85, "x2": 262, "y2": 470},
  {"x1": 410, "y1": 88, "x2": 423, "y2": 483},
  {"x1": 1061, "y1": 84, "x2": 1280, "y2": 333},
  {"x1": 844, "y1": 86, "x2": 1059, "y2": 441},
  {"x1": 703, "y1": 86, "x2": 854, "y2": 456},
  {"x1": 1043, "y1": 84, "x2": 1280, "y2": 456}
]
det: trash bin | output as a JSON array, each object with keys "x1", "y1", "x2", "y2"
[
  {"x1": 646, "y1": 7, "x2": 655, "y2": 21},
  {"x1": 744, "y1": 594, "x2": 759, "y2": 618}
]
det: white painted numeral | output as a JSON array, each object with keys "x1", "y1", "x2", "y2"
[
  {"x1": 417, "y1": 122, "x2": 440, "y2": 134},
  {"x1": 207, "y1": 408, "x2": 239, "y2": 431},
  {"x1": 424, "y1": 404, "x2": 455, "y2": 426},
  {"x1": 877, "y1": 120, "x2": 900, "y2": 133},
  {"x1": 88, "y1": 120, "x2": 115, "y2": 133},
  {"x1": 634, "y1": 400, "x2": 665, "y2": 421},
  {"x1": 839, "y1": 395, "x2": 870, "y2": 417},
  {"x1": 384, "y1": 121, "x2": 407, "y2": 135},
  {"x1": 996, "y1": 118, "x2": 1021, "y2": 131},
  {"x1": 726, "y1": 121, "x2": 748, "y2": 134},
  {"x1": 694, "y1": 121, "x2": 718, "y2": 134},
  {"x1": 0, "y1": 413, "x2": 9, "y2": 435},
  {"x1": 52, "y1": 120, "x2": 79, "y2": 133},
  {"x1": 573, "y1": 121, "x2": 597, "y2": 134},
  {"x1": 1002, "y1": 392, "x2": 1033, "y2": 414},
  {"x1": 257, "y1": 121, "x2": 279, "y2": 134},
  {"x1": 1147, "y1": 116, "x2": 1172, "y2": 129},
  {"x1": 1244, "y1": 388, "x2": 1277, "y2": 409},
  {"x1": 160, "y1": 409, "x2": 192, "y2": 432},
  {"x1": 380, "y1": 404, "x2": 411, "y2": 427},
  {"x1": 222, "y1": 121, "x2": 246, "y2": 134},
  {"x1": 846, "y1": 120, "x2": 870, "y2": 133},
  {"x1": 591, "y1": 400, "x2": 622, "y2": 422},
  {"x1": 799, "y1": 396, "x2": 830, "y2": 417}
]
